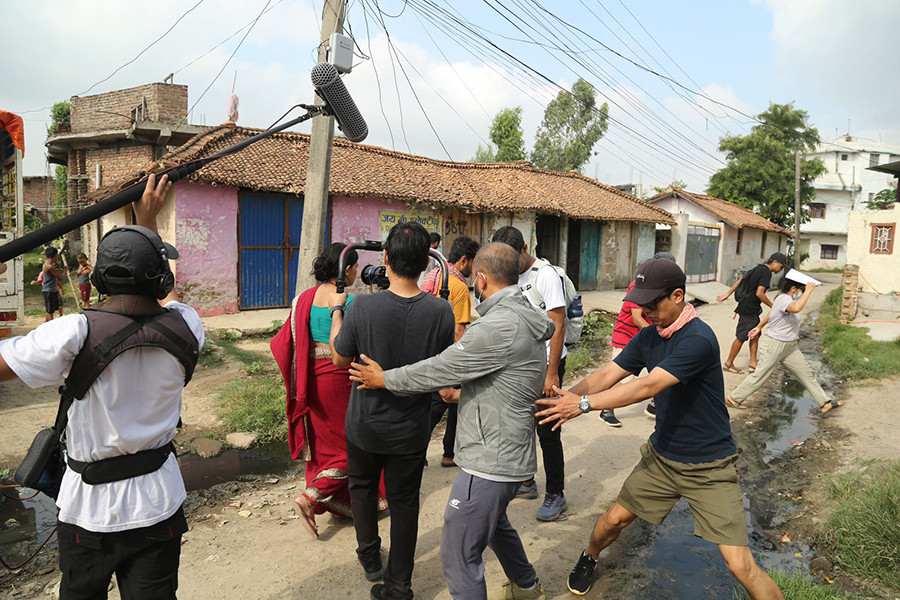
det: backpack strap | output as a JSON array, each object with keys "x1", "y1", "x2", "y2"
[{"x1": 521, "y1": 259, "x2": 552, "y2": 310}]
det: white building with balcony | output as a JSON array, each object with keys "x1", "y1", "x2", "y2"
[{"x1": 800, "y1": 136, "x2": 900, "y2": 269}]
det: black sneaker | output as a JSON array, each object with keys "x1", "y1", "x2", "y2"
[
  {"x1": 370, "y1": 583, "x2": 387, "y2": 600},
  {"x1": 567, "y1": 551, "x2": 598, "y2": 595},
  {"x1": 599, "y1": 410, "x2": 622, "y2": 428},
  {"x1": 644, "y1": 401, "x2": 656, "y2": 417},
  {"x1": 359, "y1": 553, "x2": 384, "y2": 582}
]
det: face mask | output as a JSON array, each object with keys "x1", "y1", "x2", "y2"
[
  {"x1": 792, "y1": 292, "x2": 803, "y2": 301},
  {"x1": 474, "y1": 273, "x2": 486, "y2": 305}
]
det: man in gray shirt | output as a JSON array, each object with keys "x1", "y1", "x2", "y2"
[{"x1": 351, "y1": 243, "x2": 554, "y2": 600}]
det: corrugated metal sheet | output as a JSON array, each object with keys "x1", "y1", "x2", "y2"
[{"x1": 239, "y1": 193, "x2": 303, "y2": 309}]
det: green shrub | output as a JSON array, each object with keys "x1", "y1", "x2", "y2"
[{"x1": 824, "y1": 461, "x2": 900, "y2": 589}]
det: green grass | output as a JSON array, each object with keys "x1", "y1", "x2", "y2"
[
  {"x1": 823, "y1": 460, "x2": 900, "y2": 589},
  {"x1": 733, "y1": 570, "x2": 854, "y2": 599},
  {"x1": 806, "y1": 267, "x2": 844, "y2": 274},
  {"x1": 217, "y1": 374, "x2": 288, "y2": 444},
  {"x1": 565, "y1": 311, "x2": 614, "y2": 375},
  {"x1": 816, "y1": 288, "x2": 900, "y2": 379}
]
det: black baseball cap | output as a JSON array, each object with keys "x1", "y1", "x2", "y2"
[
  {"x1": 624, "y1": 257, "x2": 687, "y2": 306},
  {"x1": 95, "y1": 226, "x2": 178, "y2": 293},
  {"x1": 768, "y1": 252, "x2": 788, "y2": 265}
]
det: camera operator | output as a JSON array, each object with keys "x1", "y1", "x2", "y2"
[
  {"x1": 0, "y1": 174, "x2": 203, "y2": 599},
  {"x1": 349, "y1": 242, "x2": 555, "y2": 600},
  {"x1": 329, "y1": 221, "x2": 455, "y2": 600}
]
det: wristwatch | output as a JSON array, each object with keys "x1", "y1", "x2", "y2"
[{"x1": 578, "y1": 395, "x2": 591, "y2": 413}]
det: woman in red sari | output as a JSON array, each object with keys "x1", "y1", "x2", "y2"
[{"x1": 271, "y1": 243, "x2": 385, "y2": 539}]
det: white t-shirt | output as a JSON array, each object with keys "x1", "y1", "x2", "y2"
[
  {"x1": 765, "y1": 293, "x2": 801, "y2": 342},
  {"x1": 0, "y1": 302, "x2": 204, "y2": 533},
  {"x1": 519, "y1": 262, "x2": 568, "y2": 360}
]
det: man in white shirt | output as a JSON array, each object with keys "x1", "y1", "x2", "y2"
[
  {"x1": 492, "y1": 226, "x2": 569, "y2": 522},
  {"x1": 0, "y1": 173, "x2": 203, "y2": 600}
]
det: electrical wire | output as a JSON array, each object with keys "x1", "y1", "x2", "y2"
[{"x1": 172, "y1": 0, "x2": 274, "y2": 133}]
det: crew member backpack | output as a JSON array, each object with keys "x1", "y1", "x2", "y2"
[
  {"x1": 521, "y1": 258, "x2": 584, "y2": 345},
  {"x1": 15, "y1": 306, "x2": 199, "y2": 498}
]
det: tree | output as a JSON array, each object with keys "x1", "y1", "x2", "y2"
[
  {"x1": 864, "y1": 188, "x2": 896, "y2": 211},
  {"x1": 49, "y1": 101, "x2": 71, "y2": 221},
  {"x1": 531, "y1": 79, "x2": 608, "y2": 173},
  {"x1": 47, "y1": 101, "x2": 70, "y2": 135},
  {"x1": 470, "y1": 107, "x2": 526, "y2": 163},
  {"x1": 652, "y1": 180, "x2": 688, "y2": 194},
  {"x1": 707, "y1": 102, "x2": 826, "y2": 228}
]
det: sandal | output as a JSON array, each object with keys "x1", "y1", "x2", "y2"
[
  {"x1": 293, "y1": 497, "x2": 319, "y2": 539},
  {"x1": 723, "y1": 364, "x2": 745, "y2": 375},
  {"x1": 725, "y1": 396, "x2": 747, "y2": 410},
  {"x1": 820, "y1": 399, "x2": 844, "y2": 417},
  {"x1": 748, "y1": 366, "x2": 756, "y2": 374}
]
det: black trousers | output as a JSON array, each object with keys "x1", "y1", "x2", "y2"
[
  {"x1": 536, "y1": 357, "x2": 566, "y2": 495},
  {"x1": 57, "y1": 507, "x2": 187, "y2": 600},
  {"x1": 348, "y1": 440, "x2": 427, "y2": 600},
  {"x1": 429, "y1": 394, "x2": 458, "y2": 459}
]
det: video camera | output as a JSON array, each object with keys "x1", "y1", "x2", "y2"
[{"x1": 337, "y1": 240, "x2": 450, "y2": 299}]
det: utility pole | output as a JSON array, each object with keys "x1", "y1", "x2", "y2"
[
  {"x1": 794, "y1": 150, "x2": 801, "y2": 268},
  {"x1": 295, "y1": 0, "x2": 345, "y2": 295}
]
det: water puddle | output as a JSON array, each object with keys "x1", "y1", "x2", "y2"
[
  {"x1": 0, "y1": 488, "x2": 58, "y2": 566},
  {"x1": 178, "y1": 443, "x2": 295, "y2": 492}
]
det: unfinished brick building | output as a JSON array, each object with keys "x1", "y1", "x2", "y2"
[{"x1": 45, "y1": 82, "x2": 206, "y2": 252}]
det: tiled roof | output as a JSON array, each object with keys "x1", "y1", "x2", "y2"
[
  {"x1": 89, "y1": 125, "x2": 674, "y2": 224},
  {"x1": 648, "y1": 188, "x2": 791, "y2": 235}
]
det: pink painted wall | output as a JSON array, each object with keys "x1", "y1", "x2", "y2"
[
  {"x1": 331, "y1": 194, "x2": 409, "y2": 270},
  {"x1": 174, "y1": 181, "x2": 239, "y2": 316}
]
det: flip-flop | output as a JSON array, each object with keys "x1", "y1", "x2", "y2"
[
  {"x1": 748, "y1": 366, "x2": 756, "y2": 373},
  {"x1": 723, "y1": 364, "x2": 745, "y2": 375},
  {"x1": 820, "y1": 399, "x2": 844, "y2": 417},
  {"x1": 293, "y1": 498, "x2": 319, "y2": 539},
  {"x1": 725, "y1": 396, "x2": 748, "y2": 410}
]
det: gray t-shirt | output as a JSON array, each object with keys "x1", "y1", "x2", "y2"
[
  {"x1": 765, "y1": 293, "x2": 801, "y2": 342},
  {"x1": 42, "y1": 262, "x2": 58, "y2": 293},
  {"x1": 334, "y1": 289, "x2": 455, "y2": 455}
]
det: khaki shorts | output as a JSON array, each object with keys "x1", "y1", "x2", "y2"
[{"x1": 617, "y1": 442, "x2": 749, "y2": 546}]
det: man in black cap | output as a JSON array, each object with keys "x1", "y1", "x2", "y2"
[
  {"x1": 716, "y1": 252, "x2": 787, "y2": 374},
  {"x1": 535, "y1": 258, "x2": 784, "y2": 600}
]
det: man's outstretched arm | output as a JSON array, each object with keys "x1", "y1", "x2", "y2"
[{"x1": 0, "y1": 353, "x2": 18, "y2": 382}]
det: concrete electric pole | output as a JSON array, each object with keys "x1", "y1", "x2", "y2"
[
  {"x1": 295, "y1": 0, "x2": 345, "y2": 295},
  {"x1": 794, "y1": 150, "x2": 801, "y2": 268}
]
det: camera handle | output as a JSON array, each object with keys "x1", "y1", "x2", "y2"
[{"x1": 336, "y1": 241, "x2": 450, "y2": 300}]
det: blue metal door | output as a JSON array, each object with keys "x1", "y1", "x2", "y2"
[
  {"x1": 579, "y1": 221, "x2": 600, "y2": 290},
  {"x1": 239, "y1": 193, "x2": 303, "y2": 308},
  {"x1": 684, "y1": 224, "x2": 720, "y2": 283}
]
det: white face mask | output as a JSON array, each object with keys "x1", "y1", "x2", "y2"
[{"x1": 473, "y1": 273, "x2": 487, "y2": 305}]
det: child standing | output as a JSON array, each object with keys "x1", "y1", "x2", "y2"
[
  {"x1": 77, "y1": 253, "x2": 93, "y2": 308},
  {"x1": 41, "y1": 247, "x2": 66, "y2": 321}
]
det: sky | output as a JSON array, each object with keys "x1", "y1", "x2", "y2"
[{"x1": 3, "y1": 0, "x2": 899, "y2": 194}]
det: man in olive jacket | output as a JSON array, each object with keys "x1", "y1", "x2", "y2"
[{"x1": 350, "y1": 242, "x2": 554, "y2": 600}]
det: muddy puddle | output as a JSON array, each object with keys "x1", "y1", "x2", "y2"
[
  {"x1": 603, "y1": 328, "x2": 834, "y2": 598},
  {"x1": 0, "y1": 488, "x2": 58, "y2": 568},
  {"x1": 179, "y1": 442, "x2": 295, "y2": 492}
]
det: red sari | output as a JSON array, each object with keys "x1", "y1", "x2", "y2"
[{"x1": 271, "y1": 285, "x2": 385, "y2": 517}]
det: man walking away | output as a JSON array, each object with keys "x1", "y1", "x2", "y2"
[
  {"x1": 492, "y1": 226, "x2": 568, "y2": 522},
  {"x1": 422, "y1": 235, "x2": 480, "y2": 467},
  {"x1": 536, "y1": 258, "x2": 784, "y2": 600},
  {"x1": 717, "y1": 253, "x2": 787, "y2": 374},
  {"x1": 349, "y1": 243, "x2": 554, "y2": 600},
  {"x1": 330, "y1": 222, "x2": 456, "y2": 600}
]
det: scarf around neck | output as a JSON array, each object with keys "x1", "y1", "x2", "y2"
[{"x1": 657, "y1": 302, "x2": 699, "y2": 339}]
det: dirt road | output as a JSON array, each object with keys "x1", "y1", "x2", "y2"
[{"x1": 3, "y1": 273, "x2": 898, "y2": 599}]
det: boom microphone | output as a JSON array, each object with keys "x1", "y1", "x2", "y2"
[{"x1": 310, "y1": 62, "x2": 368, "y2": 143}]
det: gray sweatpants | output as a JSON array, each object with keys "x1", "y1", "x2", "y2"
[{"x1": 441, "y1": 471, "x2": 537, "y2": 600}]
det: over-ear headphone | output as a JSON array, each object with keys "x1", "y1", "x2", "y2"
[{"x1": 91, "y1": 226, "x2": 175, "y2": 300}]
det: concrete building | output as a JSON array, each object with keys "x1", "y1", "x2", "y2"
[
  {"x1": 82, "y1": 125, "x2": 674, "y2": 315},
  {"x1": 800, "y1": 136, "x2": 900, "y2": 269},
  {"x1": 647, "y1": 188, "x2": 791, "y2": 285}
]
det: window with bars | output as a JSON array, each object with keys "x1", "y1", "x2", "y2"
[
  {"x1": 810, "y1": 203, "x2": 826, "y2": 219},
  {"x1": 760, "y1": 231, "x2": 768, "y2": 258},
  {"x1": 736, "y1": 228, "x2": 743, "y2": 254},
  {"x1": 870, "y1": 223, "x2": 895, "y2": 255},
  {"x1": 821, "y1": 245, "x2": 839, "y2": 260}
]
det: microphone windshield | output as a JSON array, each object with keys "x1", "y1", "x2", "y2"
[{"x1": 310, "y1": 62, "x2": 368, "y2": 143}]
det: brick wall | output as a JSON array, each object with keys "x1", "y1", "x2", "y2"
[
  {"x1": 70, "y1": 83, "x2": 188, "y2": 133},
  {"x1": 23, "y1": 176, "x2": 54, "y2": 223}
]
